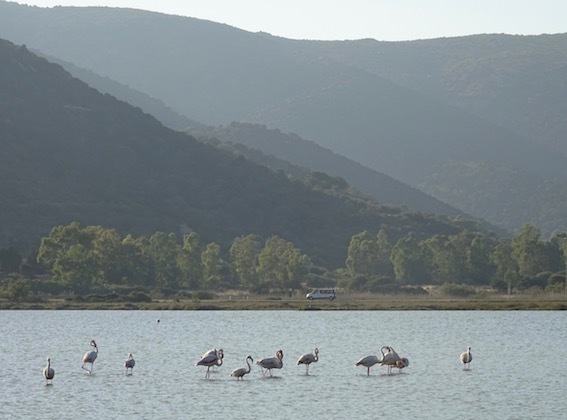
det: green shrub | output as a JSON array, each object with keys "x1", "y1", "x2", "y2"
[
  {"x1": 436, "y1": 282, "x2": 476, "y2": 298},
  {"x1": 2, "y1": 278, "x2": 30, "y2": 302},
  {"x1": 194, "y1": 290, "x2": 216, "y2": 300},
  {"x1": 127, "y1": 291, "x2": 153, "y2": 302}
]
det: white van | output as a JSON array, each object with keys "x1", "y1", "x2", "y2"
[{"x1": 306, "y1": 289, "x2": 336, "y2": 300}]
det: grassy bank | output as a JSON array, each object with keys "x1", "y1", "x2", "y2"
[{"x1": 1, "y1": 295, "x2": 566, "y2": 310}]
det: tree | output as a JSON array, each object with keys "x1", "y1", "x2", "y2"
[
  {"x1": 148, "y1": 232, "x2": 181, "y2": 289},
  {"x1": 120, "y1": 234, "x2": 153, "y2": 287},
  {"x1": 178, "y1": 232, "x2": 203, "y2": 289},
  {"x1": 375, "y1": 229, "x2": 394, "y2": 277},
  {"x1": 201, "y1": 242, "x2": 223, "y2": 289},
  {"x1": 467, "y1": 235, "x2": 495, "y2": 285},
  {"x1": 491, "y1": 241, "x2": 518, "y2": 291},
  {"x1": 257, "y1": 235, "x2": 311, "y2": 292},
  {"x1": 37, "y1": 222, "x2": 96, "y2": 269},
  {"x1": 37, "y1": 222, "x2": 104, "y2": 291},
  {"x1": 390, "y1": 234, "x2": 429, "y2": 283},
  {"x1": 511, "y1": 224, "x2": 549, "y2": 278},
  {"x1": 230, "y1": 234, "x2": 260, "y2": 290},
  {"x1": 346, "y1": 231, "x2": 380, "y2": 276},
  {"x1": 3, "y1": 278, "x2": 30, "y2": 301}
]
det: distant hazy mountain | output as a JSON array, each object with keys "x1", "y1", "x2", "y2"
[
  {"x1": 0, "y1": 38, "x2": 480, "y2": 268},
  {"x1": 41, "y1": 53, "x2": 206, "y2": 132},
  {"x1": 1, "y1": 2, "x2": 566, "y2": 236}
]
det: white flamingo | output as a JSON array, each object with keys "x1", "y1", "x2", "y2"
[
  {"x1": 380, "y1": 346, "x2": 402, "y2": 374},
  {"x1": 82, "y1": 340, "x2": 98, "y2": 374},
  {"x1": 43, "y1": 357, "x2": 55, "y2": 385},
  {"x1": 297, "y1": 348, "x2": 319, "y2": 375},
  {"x1": 257, "y1": 350, "x2": 284, "y2": 377},
  {"x1": 196, "y1": 348, "x2": 224, "y2": 378},
  {"x1": 230, "y1": 355, "x2": 253, "y2": 380},
  {"x1": 355, "y1": 354, "x2": 380, "y2": 376},
  {"x1": 125, "y1": 353, "x2": 135, "y2": 375},
  {"x1": 460, "y1": 346, "x2": 472, "y2": 369}
]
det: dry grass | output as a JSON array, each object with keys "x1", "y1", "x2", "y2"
[{"x1": 1, "y1": 293, "x2": 566, "y2": 311}]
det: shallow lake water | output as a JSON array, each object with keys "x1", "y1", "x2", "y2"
[{"x1": 0, "y1": 310, "x2": 565, "y2": 419}]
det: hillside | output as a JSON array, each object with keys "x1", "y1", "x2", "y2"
[
  {"x1": 0, "y1": 38, "x2": 480, "y2": 268},
  {"x1": 300, "y1": 34, "x2": 567, "y2": 155},
  {"x1": 1, "y1": 2, "x2": 566, "y2": 236},
  {"x1": 196, "y1": 122, "x2": 472, "y2": 218}
]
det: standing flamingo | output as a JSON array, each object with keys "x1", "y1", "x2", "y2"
[
  {"x1": 125, "y1": 353, "x2": 135, "y2": 375},
  {"x1": 196, "y1": 348, "x2": 224, "y2": 379},
  {"x1": 380, "y1": 346, "x2": 402, "y2": 374},
  {"x1": 460, "y1": 346, "x2": 472, "y2": 369},
  {"x1": 230, "y1": 355, "x2": 254, "y2": 380},
  {"x1": 297, "y1": 348, "x2": 319, "y2": 375},
  {"x1": 257, "y1": 350, "x2": 284, "y2": 377},
  {"x1": 82, "y1": 340, "x2": 98, "y2": 374},
  {"x1": 43, "y1": 357, "x2": 55, "y2": 385},
  {"x1": 355, "y1": 354, "x2": 380, "y2": 376}
]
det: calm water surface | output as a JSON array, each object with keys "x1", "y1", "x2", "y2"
[{"x1": 0, "y1": 310, "x2": 565, "y2": 419}]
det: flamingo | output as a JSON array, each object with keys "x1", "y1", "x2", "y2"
[
  {"x1": 196, "y1": 348, "x2": 224, "y2": 378},
  {"x1": 257, "y1": 350, "x2": 284, "y2": 377},
  {"x1": 82, "y1": 340, "x2": 98, "y2": 374},
  {"x1": 230, "y1": 355, "x2": 253, "y2": 380},
  {"x1": 460, "y1": 346, "x2": 472, "y2": 369},
  {"x1": 43, "y1": 357, "x2": 55, "y2": 385},
  {"x1": 297, "y1": 348, "x2": 319, "y2": 375},
  {"x1": 355, "y1": 354, "x2": 380, "y2": 376},
  {"x1": 125, "y1": 353, "x2": 135, "y2": 375},
  {"x1": 394, "y1": 357, "x2": 410, "y2": 372},
  {"x1": 380, "y1": 346, "x2": 402, "y2": 374}
]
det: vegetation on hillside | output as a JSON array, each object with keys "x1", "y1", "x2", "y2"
[
  {"x1": 2, "y1": 3, "x2": 567, "y2": 236},
  {"x1": 0, "y1": 38, "x2": 476, "y2": 270}
]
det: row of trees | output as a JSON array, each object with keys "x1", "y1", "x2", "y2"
[
  {"x1": 346, "y1": 224, "x2": 566, "y2": 292},
  {"x1": 1, "y1": 222, "x2": 566, "y2": 295},
  {"x1": 31, "y1": 222, "x2": 311, "y2": 293}
]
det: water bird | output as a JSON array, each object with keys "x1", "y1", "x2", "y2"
[
  {"x1": 394, "y1": 357, "x2": 410, "y2": 372},
  {"x1": 355, "y1": 354, "x2": 380, "y2": 376},
  {"x1": 297, "y1": 348, "x2": 319, "y2": 375},
  {"x1": 82, "y1": 340, "x2": 98, "y2": 374},
  {"x1": 460, "y1": 346, "x2": 472, "y2": 369},
  {"x1": 196, "y1": 348, "x2": 224, "y2": 379},
  {"x1": 43, "y1": 357, "x2": 55, "y2": 385},
  {"x1": 125, "y1": 353, "x2": 135, "y2": 374},
  {"x1": 257, "y1": 350, "x2": 284, "y2": 377},
  {"x1": 379, "y1": 346, "x2": 402, "y2": 374},
  {"x1": 230, "y1": 355, "x2": 253, "y2": 380}
]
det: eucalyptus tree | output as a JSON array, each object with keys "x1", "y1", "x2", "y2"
[
  {"x1": 390, "y1": 234, "x2": 429, "y2": 284},
  {"x1": 467, "y1": 235, "x2": 496, "y2": 285},
  {"x1": 257, "y1": 235, "x2": 311, "y2": 291},
  {"x1": 201, "y1": 242, "x2": 224, "y2": 289},
  {"x1": 346, "y1": 231, "x2": 380, "y2": 277},
  {"x1": 178, "y1": 232, "x2": 203, "y2": 289},
  {"x1": 230, "y1": 234, "x2": 260, "y2": 290},
  {"x1": 490, "y1": 240, "x2": 518, "y2": 291},
  {"x1": 511, "y1": 224, "x2": 549, "y2": 278},
  {"x1": 147, "y1": 232, "x2": 181, "y2": 289},
  {"x1": 38, "y1": 222, "x2": 110, "y2": 290}
]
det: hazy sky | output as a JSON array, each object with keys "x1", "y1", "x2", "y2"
[{"x1": 19, "y1": 0, "x2": 567, "y2": 41}]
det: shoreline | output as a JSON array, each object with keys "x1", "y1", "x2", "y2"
[{"x1": 1, "y1": 297, "x2": 566, "y2": 310}]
